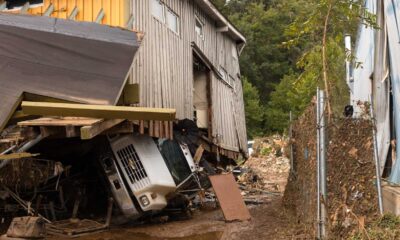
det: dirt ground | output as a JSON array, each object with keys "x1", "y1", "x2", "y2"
[{"x1": 47, "y1": 146, "x2": 305, "y2": 240}]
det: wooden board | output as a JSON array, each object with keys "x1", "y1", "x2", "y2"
[
  {"x1": 21, "y1": 102, "x2": 176, "y2": 121},
  {"x1": 17, "y1": 117, "x2": 103, "y2": 127},
  {"x1": 209, "y1": 173, "x2": 251, "y2": 221}
]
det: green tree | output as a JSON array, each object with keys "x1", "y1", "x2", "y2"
[
  {"x1": 223, "y1": 0, "x2": 311, "y2": 103},
  {"x1": 213, "y1": 0, "x2": 375, "y2": 133},
  {"x1": 242, "y1": 78, "x2": 264, "y2": 139}
]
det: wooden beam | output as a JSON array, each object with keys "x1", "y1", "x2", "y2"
[
  {"x1": 80, "y1": 119, "x2": 124, "y2": 140},
  {"x1": 43, "y1": 3, "x2": 54, "y2": 16},
  {"x1": 12, "y1": 111, "x2": 30, "y2": 120},
  {"x1": 0, "y1": 152, "x2": 39, "y2": 160},
  {"x1": 193, "y1": 144, "x2": 205, "y2": 163},
  {"x1": 20, "y1": 2, "x2": 30, "y2": 14},
  {"x1": 18, "y1": 117, "x2": 103, "y2": 127},
  {"x1": 21, "y1": 102, "x2": 176, "y2": 121},
  {"x1": 68, "y1": 6, "x2": 79, "y2": 20},
  {"x1": 95, "y1": 8, "x2": 105, "y2": 24},
  {"x1": 125, "y1": 14, "x2": 135, "y2": 29}
]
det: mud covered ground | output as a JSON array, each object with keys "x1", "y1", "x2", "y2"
[{"x1": 47, "y1": 147, "x2": 307, "y2": 240}]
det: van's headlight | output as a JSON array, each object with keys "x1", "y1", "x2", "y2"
[{"x1": 140, "y1": 195, "x2": 150, "y2": 207}]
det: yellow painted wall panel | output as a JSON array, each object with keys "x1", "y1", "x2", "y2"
[
  {"x1": 76, "y1": 0, "x2": 84, "y2": 21},
  {"x1": 52, "y1": 0, "x2": 59, "y2": 18},
  {"x1": 58, "y1": 0, "x2": 68, "y2": 19},
  {"x1": 110, "y1": 0, "x2": 120, "y2": 26},
  {"x1": 102, "y1": 0, "x2": 111, "y2": 25},
  {"x1": 83, "y1": 0, "x2": 93, "y2": 22},
  {"x1": 22, "y1": 0, "x2": 129, "y2": 28},
  {"x1": 66, "y1": 0, "x2": 77, "y2": 18},
  {"x1": 92, "y1": 0, "x2": 102, "y2": 22}
]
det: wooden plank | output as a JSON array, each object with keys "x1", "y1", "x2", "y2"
[
  {"x1": 209, "y1": 173, "x2": 251, "y2": 222},
  {"x1": 149, "y1": 120, "x2": 154, "y2": 136},
  {"x1": 21, "y1": 102, "x2": 176, "y2": 121},
  {"x1": 193, "y1": 144, "x2": 205, "y2": 163},
  {"x1": 11, "y1": 111, "x2": 30, "y2": 120},
  {"x1": 18, "y1": 117, "x2": 103, "y2": 127},
  {"x1": 0, "y1": 152, "x2": 39, "y2": 160},
  {"x1": 80, "y1": 119, "x2": 124, "y2": 140},
  {"x1": 154, "y1": 120, "x2": 160, "y2": 138},
  {"x1": 169, "y1": 121, "x2": 174, "y2": 140},
  {"x1": 139, "y1": 120, "x2": 145, "y2": 134}
]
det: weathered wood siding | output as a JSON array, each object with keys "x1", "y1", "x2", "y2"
[
  {"x1": 22, "y1": 0, "x2": 247, "y2": 154},
  {"x1": 129, "y1": 0, "x2": 247, "y2": 153}
]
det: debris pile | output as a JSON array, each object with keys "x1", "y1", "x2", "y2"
[
  {"x1": 284, "y1": 103, "x2": 380, "y2": 239},
  {"x1": 236, "y1": 136, "x2": 290, "y2": 205}
]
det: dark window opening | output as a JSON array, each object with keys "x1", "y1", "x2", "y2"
[{"x1": 6, "y1": 0, "x2": 43, "y2": 9}]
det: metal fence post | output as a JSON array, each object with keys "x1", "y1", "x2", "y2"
[
  {"x1": 319, "y1": 90, "x2": 327, "y2": 239},
  {"x1": 370, "y1": 96, "x2": 384, "y2": 215},
  {"x1": 316, "y1": 89, "x2": 321, "y2": 239}
]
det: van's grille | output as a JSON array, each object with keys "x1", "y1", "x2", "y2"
[{"x1": 116, "y1": 144, "x2": 148, "y2": 184}]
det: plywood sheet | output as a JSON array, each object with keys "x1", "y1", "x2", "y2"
[
  {"x1": 209, "y1": 173, "x2": 251, "y2": 221},
  {"x1": 0, "y1": 13, "x2": 140, "y2": 131}
]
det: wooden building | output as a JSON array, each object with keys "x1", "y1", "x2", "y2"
[{"x1": 3, "y1": 0, "x2": 248, "y2": 158}]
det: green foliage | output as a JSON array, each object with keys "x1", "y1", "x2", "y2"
[
  {"x1": 260, "y1": 146, "x2": 272, "y2": 156},
  {"x1": 223, "y1": 0, "x2": 311, "y2": 103},
  {"x1": 349, "y1": 214, "x2": 400, "y2": 240},
  {"x1": 242, "y1": 77, "x2": 264, "y2": 139},
  {"x1": 212, "y1": 0, "x2": 374, "y2": 134}
]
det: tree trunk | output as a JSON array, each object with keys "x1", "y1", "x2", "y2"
[{"x1": 322, "y1": 1, "x2": 333, "y2": 121}]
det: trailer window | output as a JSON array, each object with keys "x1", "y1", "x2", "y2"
[
  {"x1": 151, "y1": 0, "x2": 165, "y2": 22},
  {"x1": 166, "y1": 8, "x2": 179, "y2": 34},
  {"x1": 5, "y1": 0, "x2": 43, "y2": 10},
  {"x1": 195, "y1": 16, "x2": 204, "y2": 38}
]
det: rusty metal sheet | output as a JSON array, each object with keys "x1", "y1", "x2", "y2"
[
  {"x1": 0, "y1": 13, "x2": 140, "y2": 131},
  {"x1": 209, "y1": 173, "x2": 251, "y2": 221}
]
